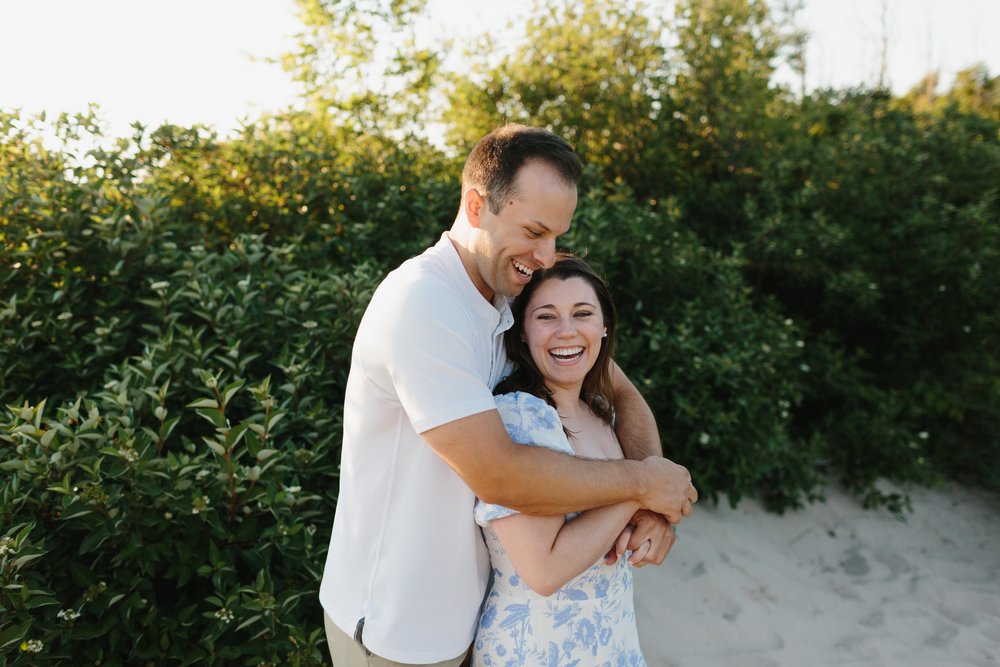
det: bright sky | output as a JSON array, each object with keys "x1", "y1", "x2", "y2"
[{"x1": 1, "y1": 0, "x2": 998, "y2": 142}]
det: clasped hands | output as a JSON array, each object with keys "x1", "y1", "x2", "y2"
[{"x1": 606, "y1": 457, "x2": 697, "y2": 567}]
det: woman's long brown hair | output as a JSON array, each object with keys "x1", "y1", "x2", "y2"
[{"x1": 494, "y1": 253, "x2": 618, "y2": 426}]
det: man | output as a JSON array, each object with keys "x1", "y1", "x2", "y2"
[{"x1": 320, "y1": 124, "x2": 697, "y2": 666}]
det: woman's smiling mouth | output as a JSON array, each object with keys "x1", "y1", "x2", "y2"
[{"x1": 549, "y1": 346, "x2": 584, "y2": 364}]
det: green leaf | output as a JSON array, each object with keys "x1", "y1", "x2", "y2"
[
  {"x1": 160, "y1": 415, "x2": 181, "y2": 441},
  {"x1": 0, "y1": 621, "x2": 31, "y2": 649},
  {"x1": 256, "y1": 448, "x2": 279, "y2": 461},
  {"x1": 266, "y1": 409, "x2": 288, "y2": 430},
  {"x1": 186, "y1": 398, "x2": 219, "y2": 409},
  {"x1": 224, "y1": 422, "x2": 251, "y2": 449},
  {"x1": 70, "y1": 561, "x2": 94, "y2": 588},
  {"x1": 26, "y1": 593, "x2": 59, "y2": 608},
  {"x1": 204, "y1": 439, "x2": 226, "y2": 457},
  {"x1": 194, "y1": 408, "x2": 226, "y2": 429},
  {"x1": 80, "y1": 529, "x2": 110, "y2": 554},
  {"x1": 235, "y1": 614, "x2": 262, "y2": 631},
  {"x1": 11, "y1": 553, "x2": 45, "y2": 568},
  {"x1": 222, "y1": 379, "x2": 245, "y2": 406}
]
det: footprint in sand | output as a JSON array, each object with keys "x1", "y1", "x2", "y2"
[
  {"x1": 698, "y1": 584, "x2": 743, "y2": 621},
  {"x1": 924, "y1": 620, "x2": 960, "y2": 648},
  {"x1": 858, "y1": 609, "x2": 885, "y2": 628},
  {"x1": 839, "y1": 547, "x2": 871, "y2": 576}
]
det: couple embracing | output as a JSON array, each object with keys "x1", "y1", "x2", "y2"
[{"x1": 319, "y1": 124, "x2": 698, "y2": 666}]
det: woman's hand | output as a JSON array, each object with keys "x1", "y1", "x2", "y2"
[{"x1": 605, "y1": 510, "x2": 676, "y2": 567}]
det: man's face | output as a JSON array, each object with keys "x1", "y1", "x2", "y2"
[{"x1": 469, "y1": 161, "x2": 577, "y2": 301}]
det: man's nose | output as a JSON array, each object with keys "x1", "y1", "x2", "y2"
[{"x1": 534, "y1": 238, "x2": 557, "y2": 269}]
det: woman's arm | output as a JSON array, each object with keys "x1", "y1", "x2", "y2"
[{"x1": 489, "y1": 499, "x2": 641, "y2": 597}]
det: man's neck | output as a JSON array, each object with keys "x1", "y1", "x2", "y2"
[{"x1": 446, "y1": 230, "x2": 495, "y2": 303}]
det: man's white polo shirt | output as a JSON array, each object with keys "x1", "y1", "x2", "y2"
[{"x1": 320, "y1": 234, "x2": 514, "y2": 663}]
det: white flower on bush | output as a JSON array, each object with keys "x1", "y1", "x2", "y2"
[
  {"x1": 214, "y1": 607, "x2": 235, "y2": 623},
  {"x1": 302, "y1": 320, "x2": 318, "y2": 329},
  {"x1": 698, "y1": 432, "x2": 711, "y2": 445},
  {"x1": 57, "y1": 608, "x2": 81, "y2": 621},
  {"x1": 58, "y1": 311, "x2": 73, "y2": 321},
  {"x1": 0, "y1": 536, "x2": 15, "y2": 556},
  {"x1": 918, "y1": 431, "x2": 929, "y2": 440},
  {"x1": 20, "y1": 640, "x2": 43, "y2": 653},
  {"x1": 119, "y1": 448, "x2": 139, "y2": 463},
  {"x1": 192, "y1": 495, "x2": 210, "y2": 515}
]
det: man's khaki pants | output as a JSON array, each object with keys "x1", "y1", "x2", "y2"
[{"x1": 324, "y1": 613, "x2": 471, "y2": 667}]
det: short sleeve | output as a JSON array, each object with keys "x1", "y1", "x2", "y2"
[
  {"x1": 474, "y1": 392, "x2": 575, "y2": 526},
  {"x1": 359, "y1": 272, "x2": 499, "y2": 434}
]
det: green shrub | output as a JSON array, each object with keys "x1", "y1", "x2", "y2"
[
  {"x1": 0, "y1": 234, "x2": 380, "y2": 664},
  {"x1": 2, "y1": 370, "x2": 327, "y2": 665},
  {"x1": 744, "y1": 91, "x2": 1000, "y2": 496},
  {"x1": 1, "y1": 114, "x2": 382, "y2": 662},
  {"x1": 566, "y1": 182, "x2": 820, "y2": 510}
]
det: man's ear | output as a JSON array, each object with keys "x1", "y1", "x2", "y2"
[{"x1": 465, "y1": 188, "x2": 485, "y2": 228}]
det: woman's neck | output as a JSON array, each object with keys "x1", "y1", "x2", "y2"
[{"x1": 548, "y1": 383, "x2": 585, "y2": 419}]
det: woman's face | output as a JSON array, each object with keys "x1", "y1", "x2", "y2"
[{"x1": 522, "y1": 276, "x2": 606, "y2": 394}]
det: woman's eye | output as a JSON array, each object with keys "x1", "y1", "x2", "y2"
[
  {"x1": 527, "y1": 229, "x2": 542, "y2": 239},
  {"x1": 574, "y1": 311, "x2": 593, "y2": 318}
]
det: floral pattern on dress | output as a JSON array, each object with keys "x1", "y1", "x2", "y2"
[{"x1": 473, "y1": 392, "x2": 646, "y2": 667}]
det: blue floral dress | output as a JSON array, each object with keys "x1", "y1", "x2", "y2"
[{"x1": 472, "y1": 392, "x2": 646, "y2": 667}]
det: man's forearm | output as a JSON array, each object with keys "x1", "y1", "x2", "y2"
[
  {"x1": 480, "y1": 445, "x2": 693, "y2": 523},
  {"x1": 475, "y1": 443, "x2": 649, "y2": 516},
  {"x1": 610, "y1": 363, "x2": 663, "y2": 460},
  {"x1": 423, "y1": 403, "x2": 694, "y2": 523}
]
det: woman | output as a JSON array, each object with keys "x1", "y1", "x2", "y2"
[{"x1": 473, "y1": 254, "x2": 647, "y2": 666}]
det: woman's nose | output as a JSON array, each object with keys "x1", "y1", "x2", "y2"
[{"x1": 556, "y1": 319, "x2": 576, "y2": 337}]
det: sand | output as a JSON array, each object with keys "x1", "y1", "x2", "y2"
[{"x1": 634, "y1": 482, "x2": 1000, "y2": 666}]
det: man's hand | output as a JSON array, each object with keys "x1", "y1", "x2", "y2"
[
  {"x1": 639, "y1": 457, "x2": 697, "y2": 524},
  {"x1": 604, "y1": 511, "x2": 676, "y2": 567},
  {"x1": 626, "y1": 510, "x2": 675, "y2": 566}
]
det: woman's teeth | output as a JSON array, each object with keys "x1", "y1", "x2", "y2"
[{"x1": 550, "y1": 347, "x2": 583, "y2": 360}]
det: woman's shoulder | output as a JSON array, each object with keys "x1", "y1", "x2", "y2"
[
  {"x1": 493, "y1": 392, "x2": 571, "y2": 453},
  {"x1": 495, "y1": 391, "x2": 559, "y2": 426},
  {"x1": 494, "y1": 390, "x2": 550, "y2": 411}
]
